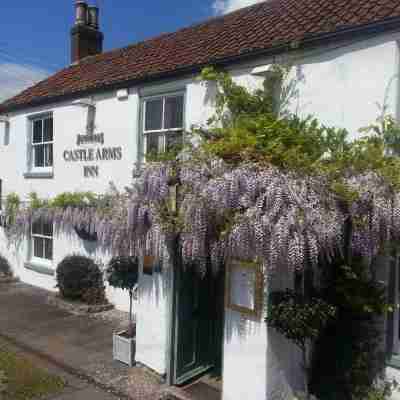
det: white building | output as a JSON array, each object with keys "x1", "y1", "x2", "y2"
[{"x1": 1, "y1": 1, "x2": 400, "y2": 399}]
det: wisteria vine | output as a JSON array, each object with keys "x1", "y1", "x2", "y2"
[{"x1": 4, "y1": 158, "x2": 399, "y2": 279}]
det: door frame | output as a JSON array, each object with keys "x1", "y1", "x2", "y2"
[{"x1": 166, "y1": 258, "x2": 226, "y2": 386}]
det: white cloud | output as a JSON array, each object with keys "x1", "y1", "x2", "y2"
[
  {"x1": 212, "y1": 0, "x2": 265, "y2": 14},
  {"x1": 0, "y1": 63, "x2": 50, "y2": 102}
]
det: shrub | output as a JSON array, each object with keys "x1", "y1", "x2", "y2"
[
  {"x1": 0, "y1": 255, "x2": 12, "y2": 277},
  {"x1": 56, "y1": 255, "x2": 106, "y2": 304},
  {"x1": 266, "y1": 290, "x2": 336, "y2": 399},
  {"x1": 310, "y1": 258, "x2": 391, "y2": 400}
]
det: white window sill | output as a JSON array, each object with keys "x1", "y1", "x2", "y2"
[
  {"x1": 24, "y1": 171, "x2": 54, "y2": 179},
  {"x1": 24, "y1": 261, "x2": 54, "y2": 276}
]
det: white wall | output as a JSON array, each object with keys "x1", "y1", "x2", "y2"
[
  {"x1": 291, "y1": 39, "x2": 399, "y2": 140},
  {"x1": 135, "y1": 269, "x2": 169, "y2": 375},
  {"x1": 0, "y1": 89, "x2": 139, "y2": 200},
  {"x1": 222, "y1": 264, "x2": 303, "y2": 400},
  {"x1": 223, "y1": 310, "x2": 268, "y2": 400}
]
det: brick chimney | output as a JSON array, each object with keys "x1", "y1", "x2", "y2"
[{"x1": 71, "y1": 1, "x2": 104, "y2": 63}]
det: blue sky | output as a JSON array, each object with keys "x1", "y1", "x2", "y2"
[{"x1": 0, "y1": 0, "x2": 263, "y2": 102}]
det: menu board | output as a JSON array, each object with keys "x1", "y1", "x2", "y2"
[{"x1": 226, "y1": 259, "x2": 263, "y2": 318}]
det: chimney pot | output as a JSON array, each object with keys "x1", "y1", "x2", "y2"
[
  {"x1": 71, "y1": 1, "x2": 103, "y2": 63},
  {"x1": 87, "y1": 6, "x2": 99, "y2": 30},
  {"x1": 75, "y1": 0, "x2": 88, "y2": 25}
]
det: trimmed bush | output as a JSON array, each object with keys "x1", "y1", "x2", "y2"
[
  {"x1": 106, "y1": 256, "x2": 139, "y2": 336},
  {"x1": 0, "y1": 255, "x2": 11, "y2": 277},
  {"x1": 56, "y1": 255, "x2": 106, "y2": 304}
]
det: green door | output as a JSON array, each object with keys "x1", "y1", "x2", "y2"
[{"x1": 173, "y1": 265, "x2": 218, "y2": 385}]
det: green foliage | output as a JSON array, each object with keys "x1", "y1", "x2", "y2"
[
  {"x1": 0, "y1": 369, "x2": 7, "y2": 396},
  {"x1": 27, "y1": 191, "x2": 100, "y2": 211},
  {"x1": 266, "y1": 289, "x2": 336, "y2": 399},
  {"x1": 201, "y1": 64, "x2": 287, "y2": 124},
  {"x1": 310, "y1": 258, "x2": 391, "y2": 400},
  {"x1": 28, "y1": 192, "x2": 48, "y2": 210},
  {"x1": 360, "y1": 101, "x2": 400, "y2": 156},
  {"x1": 106, "y1": 256, "x2": 139, "y2": 292},
  {"x1": 199, "y1": 66, "x2": 400, "y2": 193},
  {"x1": 56, "y1": 255, "x2": 106, "y2": 305},
  {"x1": 145, "y1": 143, "x2": 185, "y2": 163},
  {"x1": 49, "y1": 191, "x2": 97, "y2": 209},
  {"x1": 4, "y1": 193, "x2": 20, "y2": 226},
  {"x1": 334, "y1": 263, "x2": 391, "y2": 315},
  {"x1": 363, "y1": 381, "x2": 398, "y2": 400},
  {"x1": 0, "y1": 343, "x2": 64, "y2": 400},
  {"x1": 266, "y1": 290, "x2": 336, "y2": 350}
]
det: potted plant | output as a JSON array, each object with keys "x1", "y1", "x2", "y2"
[{"x1": 106, "y1": 256, "x2": 139, "y2": 367}]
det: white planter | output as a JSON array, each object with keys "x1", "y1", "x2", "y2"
[{"x1": 113, "y1": 330, "x2": 136, "y2": 367}]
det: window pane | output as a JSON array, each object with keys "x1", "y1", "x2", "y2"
[
  {"x1": 164, "y1": 96, "x2": 184, "y2": 129},
  {"x1": 33, "y1": 237, "x2": 44, "y2": 258},
  {"x1": 146, "y1": 133, "x2": 160, "y2": 155},
  {"x1": 34, "y1": 145, "x2": 44, "y2": 167},
  {"x1": 33, "y1": 120, "x2": 43, "y2": 143},
  {"x1": 44, "y1": 238, "x2": 53, "y2": 260},
  {"x1": 32, "y1": 219, "x2": 42, "y2": 235},
  {"x1": 43, "y1": 220, "x2": 53, "y2": 237},
  {"x1": 166, "y1": 131, "x2": 183, "y2": 152},
  {"x1": 145, "y1": 99, "x2": 163, "y2": 131},
  {"x1": 45, "y1": 144, "x2": 53, "y2": 167},
  {"x1": 43, "y1": 118, "x2": 53, "y2": 142}
]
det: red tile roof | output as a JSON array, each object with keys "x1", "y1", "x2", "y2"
[{"x1": 1, "y1": 0, "x2": 400, "y2": 113}]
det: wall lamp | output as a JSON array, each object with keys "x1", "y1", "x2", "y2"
[{"x1": 71, "y1": 98, "x2": 96, "y2": 134}]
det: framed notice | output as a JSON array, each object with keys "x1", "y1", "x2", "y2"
[{"x1": 226, "y1": 259, "x2": 263, "y2": 318}]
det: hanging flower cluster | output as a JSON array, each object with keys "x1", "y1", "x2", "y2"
[{"x1": 4, "y1": 157, "x2": 400, "y2": 277}]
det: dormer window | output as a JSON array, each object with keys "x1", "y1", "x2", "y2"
[{"x1": 142, "y1": 93, "x2": 184, "y2": 156}]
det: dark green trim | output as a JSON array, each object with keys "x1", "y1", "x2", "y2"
[
  {"x1": 24, "y1": 262, "x2": 55, "y2": 276},
  {"x1": 24, "y1": 172, "x2": 54, "y2": 179},
  {"x1": 174, "y1": 365, "x2": 213, "y2": 386},
  {"x1": 166, "y1": 244, "x2": 178, "y2": 386}
]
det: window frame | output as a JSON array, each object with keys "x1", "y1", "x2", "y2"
[
  {"x1": 30, "y1": 219, "x2": 53, "y2": 267},
  {"x1": 142, "y1": 92, "x2": 185, "y2": 157},
  {"x1": 29, "y1": 113, "x2": 54, "y2": 174}
]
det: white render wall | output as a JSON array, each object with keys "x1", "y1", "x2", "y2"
[
  {"x1": 0, "y1": 31, "x2": 399, "y2": 399},
  {"x1": 0, "y1": 90, "x2": 139, "y2": 199},
  {"x1": 292, "y1": 38, "x2": 400, "y2": 140},
  {"x1": 135, "y1": 269, "x2": 169, "y2": 375}
]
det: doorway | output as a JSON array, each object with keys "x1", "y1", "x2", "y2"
[{"x1": 171, "y1": 263, "x2": 225, "y2": 392}]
